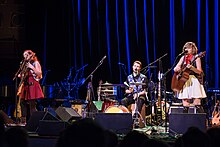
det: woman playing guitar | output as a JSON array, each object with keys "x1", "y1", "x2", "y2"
[
  {"x1": 171, "y1": 42, "x2": 206, "y2": 113},
  {"x1": 15, "y1": 50, "x2": 44, "y2": 124}
]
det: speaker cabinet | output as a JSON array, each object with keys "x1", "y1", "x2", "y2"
[
  {"x1": 25, "y1": 111, "x2": 59, "y2": 132},
  {"x1": 169, "y1": 106, "x2": 196, "y2": 114},
  {"x1": 55, "y1": 107, "x2": 81, "y2": 122},
  {"x1": 94, "y1": 113, "x2": 133, "y2": 134},
  {"x1": 0, "y1": 110, "x2": 14, "y2": 124},
  {"x1": 169, "y1": 113, "x2": 206, "y2": 136}
]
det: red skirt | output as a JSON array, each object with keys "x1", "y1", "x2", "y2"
[{"x1": 20, "y1": 76, "x2": 44, "y2": 100}]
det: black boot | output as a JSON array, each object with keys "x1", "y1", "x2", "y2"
[
  {"x1": 183, "y1": 107, "x2": 189, "y2": 113},
  {"x1": 195, "y1": 105, "x2": 204, "y2": 113}
]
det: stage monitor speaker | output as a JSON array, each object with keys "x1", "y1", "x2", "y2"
[
  {"x1": 38, "y1": 120, "x2": 69, "y2": 136},
  {"x1": 55, "y1": 106, "x2": 81, "y2": 122},
  {"x1": 94, "y1": 113, "x2": 133, "y2": 134},
  {"x1": 169, "y1": 106, "x2": 196, "y2": 114},
  {"x1": 0, "y1": 110, "x2": 14, "y2": 124},
  {"x1": 25, "y1": 111, "x2": 59, "y2": 132},
  {"x1": 169, "y1": 113, "x2": 206, "y2": 136}
]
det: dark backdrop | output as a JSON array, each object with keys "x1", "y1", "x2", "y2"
[{"x1": 0, "y1": 0, "x2": 219, "y2": 101}]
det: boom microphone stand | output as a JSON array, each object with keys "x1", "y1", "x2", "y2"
[
  {"x1": 161, "y1": 52, "x2": 183, "y2": 133},
  {"x1": 13, "y1": 60, "x2": 24, "y2": 124},
  {"x1": 141, "y1": 53, "x2": 168, "y2": 73},
  {"x1": 141, "y1": 54, "x2": 168, "y2": 126},
  {"x1": 83, "y1": 56, "x2": 107, "y2": 115}
]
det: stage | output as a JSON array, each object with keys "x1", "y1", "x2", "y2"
[{"x1": 4, "y1": 110, "x2": 210, "y2": 147}]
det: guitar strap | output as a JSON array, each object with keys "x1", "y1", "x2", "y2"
[
  {"x1": 184, "y1": 55, "x2": 204, "y2": 85},
  {"x1": 132, "y1": 74, "x2": 138, "y2": 82},
  {"x1": 132, "y1": 74, "x2": 138, "y2": 93},
  {"x1": 190, "y1": 56, "x2": 196, "y2": 67},
  {"x1": 180, "y1": 56, "x2": 186, "y2": 68},
  {"x1": 131, "y1": 74, "x2": 145, "y2": 92}
]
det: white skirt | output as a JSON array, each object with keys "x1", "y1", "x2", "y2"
[{"x1": 177, "y1": 75, "x2": 207, "y2": 99}]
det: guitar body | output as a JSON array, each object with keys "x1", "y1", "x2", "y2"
[
  {"x1": 14, "y1": 83, "x2": 23, "y2": 118},
  {"x1": 171, "y1": 51, "x2": 206, "y2": 93},
  {"x1": 14, "y1": 97, "x2": 22, "y2": 118},
  {"x1": 171, "y1": 69, "x2": 190, "y2": 92},
  {"x1": 212, "y1": 112, "x2": 220, "y2": 126}
]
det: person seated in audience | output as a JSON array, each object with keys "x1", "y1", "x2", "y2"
[
  {"x1": 5, "y1": 127, "x2": 29, "y2": 147},
  {"x1": 174, "y1": 126, "x2": 211, "y2": 147},
  {"x1": 56, "y1": 118, "x2": 116, "y2": 147}
]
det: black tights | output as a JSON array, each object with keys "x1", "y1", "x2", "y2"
[
  {"x1": 121, "y1": 97, "x2": 145, "y2": 113},
  {"x1": 20, "y1": 100, "x2": 37, "y2": 119}
]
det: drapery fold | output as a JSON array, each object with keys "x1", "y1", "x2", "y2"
[{"x1": 23, "y1": 0, "x2": 218, "y2": 94}]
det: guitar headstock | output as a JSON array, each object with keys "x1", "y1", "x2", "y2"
[{"x1": 158, "y1": 71, "x2": 164, "y2": 82}]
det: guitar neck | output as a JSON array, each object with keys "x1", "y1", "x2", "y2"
[{"x1": 158, "y1": 81, "x2": 161, "y2": 107}]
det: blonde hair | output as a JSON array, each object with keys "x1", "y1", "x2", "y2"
[
  {"x1": 183, "y1": 42, "x2": 198, "y2": 55},
  {"x1": 133, "y1": 60, "x2": 142, "y2": 68}
]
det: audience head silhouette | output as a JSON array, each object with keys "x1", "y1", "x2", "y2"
[
  {"x1": 174, "y1": 127, "x2": 211, "y2": 147},
  {"x1": 0, "y1": 113, "x2": 6, "y2": 146},
  {"x1": 56, "y1": 118, "x2": 106, "y2": 147},
  {"x1": 118, "y1": 130, "x2": 149, "y2": 147},
  {"x1": 5, "y1": 127, "x2": 29, "y2": 147}
]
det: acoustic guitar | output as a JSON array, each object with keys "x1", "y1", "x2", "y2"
[
  {"x1": 212, "y1": 101, "x2": 220, "y2": 126},
  {"x1": 171, "y1": 51, "x2": 206, "y2": 92},
  {"x1": 156, "y1": 71, "x2": 166, "y2": 121},
  {"x1": 13, "y1": 83, "x2": 23, "y2": 118}
]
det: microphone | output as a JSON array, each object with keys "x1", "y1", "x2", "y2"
[
  {"x1": 178, "y1": 50, "x2": 188, "y2": 56},
  {"x1": 99, "y1": 55, "x2": 107, "y2": 63},
  {"x1": 20, "y1": 60, "x2": 24, "y2": 65},
  {"x1": 123, "y1": 81, "x2": 129, "y2": 87},
  {"x1": 118, "y1": 62, "x2": 125, "y2": 66}
]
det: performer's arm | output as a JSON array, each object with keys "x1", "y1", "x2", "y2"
[{"x1": 174, "y1": 56, "x2": 184, "y2": 72}]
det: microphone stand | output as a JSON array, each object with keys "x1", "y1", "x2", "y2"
[
  {"x1": 140, "y1": 53, "x2": 167, "y2": 127},
  {"x1": 141, "y1": 53, "x2": 168, "y2": 72},
  {"x1": 161, "y1": 53, "x2": 182, "y2": 133},
  {"x1": 120, "y1": 64, "x2": 127, "y2": 77},
  {"x1": 119, "y1": 64, "x2": 127, "y2": 99},
  {"x1": 83, "y1": 56, "x2": 106, "y2": 89},
  {"x1": 41, "y1": 69, "x2": 50, "y2": 86},
  {"x1": 13, "y1": 61, "x2": 23, "y2": 124},
  {"x1": 83, "y1": 56, "x2": 106, "y2": 116}
]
